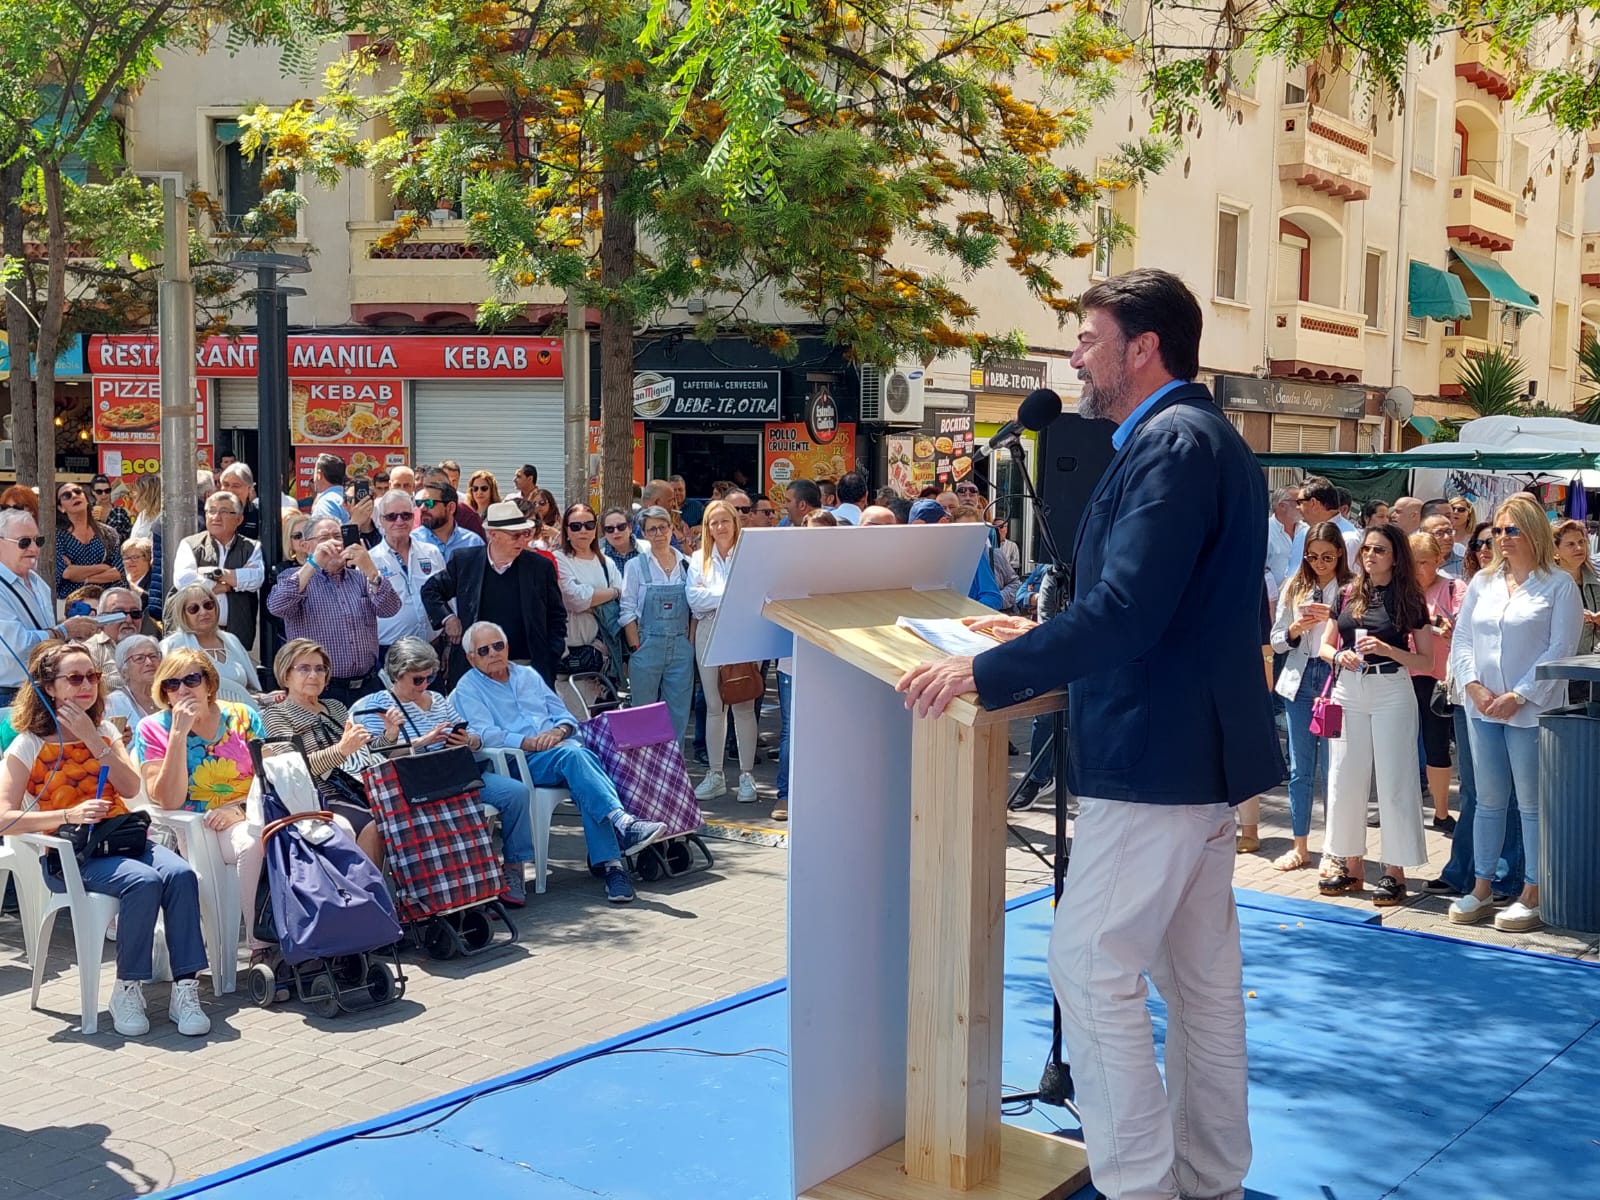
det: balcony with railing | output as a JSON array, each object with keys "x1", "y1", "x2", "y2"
[
  {"x1": 1583, "y1": 235, "x2": 1600, "y2": 287},
  {"x1": 1276, "y1": 103, "x2": 1373, "y2": 202},
  {"x1": 1267, "y1": 301, "x2": 1366, "y2": 383},
  {"x1": 347, "y1": 220, "x2": 565, "y2": 325},
  {"x1": 1440, "y1": 334, "x2": 1492, "y2": 397},
  {"x1": 1447, "y1": 175, "x2": 1516, "y2": 252},
  {"x1": 1455, "y1": 35, "x2": 1517, "y2": 102}
]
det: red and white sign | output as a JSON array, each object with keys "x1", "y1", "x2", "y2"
[
  {"x1": 98, "y1": 444, "x2": 214, "y2": 489},
  {"x1": 291, "y1": 379, "x2": 404, "y2": 446},
  {"x1": 91, "y1": 377, "x2": 211, "y2": 443},
  {"x1": 89, "y1": 334, "x2": 563, "y2": 380}
]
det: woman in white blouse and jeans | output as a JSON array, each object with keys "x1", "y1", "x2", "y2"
[
  {"x1": 555, "y1": 502, "x2": 621, "y2": 676},
  {"x1": 1447, "y1": 494, "x2": 1582, "y2": 932},
  {"x1": 687, "y1": 499, "x2": 757, "y2": 803}
]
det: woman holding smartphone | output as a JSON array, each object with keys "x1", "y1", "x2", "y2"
[
  {"x1": 1318, "y1": 523, "x2": 1437, "y2": 906},
  {"x1": 1268, "y1": 521, "x2": 1352, "y2": 871}
]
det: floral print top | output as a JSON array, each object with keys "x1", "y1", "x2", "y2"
[{"x1": 134, "y1": 700, "x2": 265, "y2": 812}]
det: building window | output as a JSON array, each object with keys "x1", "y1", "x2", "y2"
[
  {"x1": 1362, "y1": 249, "x2": 1386, "y2": 329},
  {"x1": 212, "y1": 118, "x2": 292, "y2": 231},
  {"x1": 1215, "y1": 205, "x2": 1247, "y2": 301},
  {"x1": 1405, "y1": 312, "x2": 1428, "y2": 340},
  {"x1": 1223, "y1": 51, "x2": 1255, "y2": 101},
  {"x1": 1284, "y1": 65, "x2": 1307, "y2": 106},
  {"x1": 1091, "y1": 202, "x2": 1113, "y2": 279},
  {"x1": 1511, "y1": 140, "x2": 1531, "y2": 216},
  {"x1": 1413, "y1": 91, "x2": 1439, "y2": 177},
  {"x1": 1269, "y1": 416, "x2": 1337, "y2": 453},
  {"x1": 1552, "y1": 301, "x2": 1572, "y2": 370}
]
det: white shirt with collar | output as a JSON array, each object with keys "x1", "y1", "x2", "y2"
[
  {"x1": 172, "y1": 535, "x2": 265, "y2": 625},
  {"x1": 1448, "y1": 565, "x2": 1582, "y2": 727},
  {"x1": 619, "y1": 549, "x2": 689, "y2": 628},
  {"x1": 368, "y1": 536, "x2": 447, "y2": 646},
  {"x1": 686, "y1": 544, "x2": 737, "y2": 619},
  {"x1": 0, "y1": 562, "x2": 62, "y2": 689},
  {"x1": 1265, "y1": 516, "x2": 1303, "y2": 600}
]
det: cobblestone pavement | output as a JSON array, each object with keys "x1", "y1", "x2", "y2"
[{"x1": 0, "y1": 712, "x2": 1592, "y2": 1197}]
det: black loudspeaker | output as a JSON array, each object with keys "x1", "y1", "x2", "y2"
[{"x1": 1033, "y1": 413, "x2": 1118, "y2": 560}]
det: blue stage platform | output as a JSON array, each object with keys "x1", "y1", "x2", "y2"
[{"x1": 156, "y1": 888, "x2": 1600, "y2": 1200}]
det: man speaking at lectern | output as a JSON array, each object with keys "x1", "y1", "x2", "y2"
[{"x1": 899, "y1": 268, "x2": 1282, "y2": 1200}]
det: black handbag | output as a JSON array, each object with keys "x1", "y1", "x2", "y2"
[
  {"x1": 1430, "y1": 679, "x2": 1454, "y2": 718},
  {"x1": 560, "y1": 645, "x2": 606, "y2": 675},
  {"x1": 378, "y1": 691, "x2": 483, "y2": 802},
  {"x1": 51, "y1": 810, "x2": 151, "y2": 873}
]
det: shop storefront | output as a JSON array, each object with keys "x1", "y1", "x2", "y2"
[
  {"x1": 1212, "y1": 373, "x2": 1375, "y2": 459},
  {"x1": 973, "y1": 357, "x2": 1052, "y2": 562},
  {"x1": 0, "y1": 333, "x2": 96, "y2": 479},
  {"x1": 87, "y1": 333, "x2": 564, "y2": 498}
]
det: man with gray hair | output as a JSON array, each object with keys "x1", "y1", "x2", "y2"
[
  {"x1": 451, "y1": 621, "x2": 668, "y2": 903},
  {"x1": 368, "y1": 487, "x2": 446, "y2": 659},
  {"x1": 0, "y1": 508, "x2": 99, "y2": 704},
  {"x1": 173, "y1": 490, "x2": 265, "y2": 649},
  {"x1": 84, "y1": 586, "x2": 147, "y2": 691},
  {"x1": 218, "y1": 461, "x2": 262, "y2": 540},
  {"x1": 1265, "y1": 485, "x2": 1303, "y2": 599}
]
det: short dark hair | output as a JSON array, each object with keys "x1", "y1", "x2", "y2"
[
  {"x1": 517, "y1": 463, "x2": 538, "y2": 483},
  {"x1": 837, "y1": 472, "x2": 868, "y2": 505},
  {"x1": 423, "y1": 479, "x2": 459, "y2": 506},
  {"x1": 885, "y1": 496, "x2": 912, "y2": 524},
  {"x1": 1298, "y1": 476, "x2": 1339, "y2": 512},
  {"x1": 1334, "y1": 487, "x2": 1352, "y2": 511},
  {"x1": 1077, "y1": 268, "x2": 1202, "y2": 382},
  {"x1": 316, "y1": 454, "x2": 347, "y2": 487},
  {"x1": 787, "y1": 478, "x2": 823, "y2": 512},
  {"x1": 1420, "y1": 498, "x2": 1452, "y2": 518},
  {"x1": 373, "y1": 470, "x2": 390, "y2": 484}
]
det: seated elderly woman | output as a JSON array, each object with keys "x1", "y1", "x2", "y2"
[
  {"x1": 161, "y1": 582, "x2": 262, "y2": 697},
  {"x1": 0, "y1": 640, "x2": 211, "y2": 1037},
  {"x1": 106, "y1": 634, "x2": 164, "y2": 730},
  {"x1": 134, "y1": 648, "x2": 270, "y2": 961},
  {"x1": 349, "y1": 637, "x2": 537, "y2": 906},
  {"x1": 261, "y1": 638, "x2": 395, "y2": 866}
]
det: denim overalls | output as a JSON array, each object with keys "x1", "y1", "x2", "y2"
[{"x1": 628, "y1": 553, "x2": 695, "y2": 740}]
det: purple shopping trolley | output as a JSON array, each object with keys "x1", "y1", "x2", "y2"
[{"x1": 580, "y1": 702, "x2": 715, "y2": 882}]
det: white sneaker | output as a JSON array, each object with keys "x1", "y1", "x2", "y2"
[
  {"x1": 737, "y1": 773, "x2": 758, "y2": 803},
  {"x1": 694, "y1": 771, "x2": 727, "y2": 800},
  {"x1": 110, "y1": 979, "x2": 149, "y2": 1036},
  {"x1": 1494, "y1": 901, "x2": 1544, "y2": 933},
  {"x1": 168, "y1": 978, "x2": 211, "y2": 1036},
  {"x1": 1449, "y1": 893, "x2": 1495, "y2": 924}
]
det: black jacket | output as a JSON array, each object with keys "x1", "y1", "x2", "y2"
[
  {"x1": 421, "y1": 546, "x2": 566, "y2": 686},
  {"x1": 973, "y1": 382, "x2": 1284, "y2": 805}
]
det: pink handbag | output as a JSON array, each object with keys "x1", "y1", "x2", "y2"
[{"x1": 1309, "y1": 667, "x2": 1342, "y2": 739}]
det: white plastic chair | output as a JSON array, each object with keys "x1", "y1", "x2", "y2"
[
  {"x1": 13, "y1": 833, "x2": 120, "y2": 1034},
  {"x1": 0, "y1": 838, "x2": 36, "y2": 964},
  {"x1": 476, "y1": 747, "x2": 570, "y2": 895},
  {"x1": 149, "y1": 809, "x2": 240, "y2": 997}
]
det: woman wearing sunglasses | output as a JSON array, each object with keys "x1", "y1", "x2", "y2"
[
  {"x1": 465, "y1": 470, "x2": 501, "y2": 514},
  {"x1": 161, "y1": 582, "x2": 262, "y2": 698},
  {"x1": 55, "y1": 481, "x2": 126, "y2": 600},
  {"x1": 0, "y1": 640, "x2": 211, "y2": 1036},
  {"x1": 263, "y1": 510, "x2": 314, "y2": 652},
  {"x1": 1447, "y1": 494, "x2": 1582, "y2": 932},
  {"x1": 599, "y1": 507, "x2": 640, "y2": 574},
  {"x1": 530, "y1": 488, "x2": 562, "y2": 548},
  {"x1": 619, "y1": 505, "x2": 695, "y2": 740},
  {"x1": 135, "y1": 648, "x2": 270, "y2": 967},
  {"x1": 555, "y1": 503, "x2": 624, "y2": 682}
]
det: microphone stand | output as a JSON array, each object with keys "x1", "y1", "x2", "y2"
[{"x1": 991, "y1": 436, "x2": 1079, "y2": 1121}]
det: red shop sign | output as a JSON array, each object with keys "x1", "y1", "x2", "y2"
[
  {"x1": 88, "y1": 333, "x2": 563, "y2": 379},
  {"x1": 91, "y1": 377, "x2": 211, "y2": 443}
]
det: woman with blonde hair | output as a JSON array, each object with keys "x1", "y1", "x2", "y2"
[
  {"x1": 1553, "y1": 517, "x2": 1600, "y2": 703},
  {"x1": 465, "y1": 470, "x2": 501, "y2": 514},
  {"x1": 1447, "y1": 493, "x2": 1582, "y2": 931},
  {"x1": 161, "y1": 582, "x2": 262, "y2": 695},
  {"x1": 687, "y1": 498, "x2": 758, "y2": 802},
  {"x1": 129, "y1": 474, "x2": 162, "y2": 542}
]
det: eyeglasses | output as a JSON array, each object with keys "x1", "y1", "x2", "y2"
[
  {"x1": 1450, "y1": 504, "x2": 1471, "y2": 514},
  {"x1": 57, "y1": 488, "x2": 83, "y2": 500},
  {"x1": 471, "y1": 484, "x2": 491, "y2": 492},
  {"x1": 1469, "y1": 539, "x2": 1489, "y2": 551},
  {"x1": 185, "y1": 600, "x2": 217, "y2": 615},
  {"x1": 567, "y1": 519, "x2": 597, "y2": 531},
  {"x1": 415, "y1": 498, "x2": 440, "y2": 510},
  {"x1": 955, "y1": 485, "x2": 980, "y2": 495},
  {"x1": 406, "y1": 672, "x2": 435, "y2": 686},
  {"x1": 603, "y1": 522, "x2": 629, "y2": 534},
  {"x1": 382, "y1": 511, "x2": 415, "y2": 523},
  {"x1": 1360, "y1": 545, "x2": 1390, "y2": 555},
  {"x1": 732, "y1": 505, "x2": 751, "y2": 514},
  {"x1": 1304, "y1": 552, "x2": 1338, "y2": 564},
  {"x1": 643, "y1": 526, "x2": 671, "y2": 537},
  {"x1": 124, "y1": 651, "x2": 160, "y2": 666},
  {"x1": 0, "y1": 535, "x2": 43, "y2": 550},
  {"x1": 158, "y1": 671, "x2": 206, "y2": 695},
  {"x1": 291, "y1": 661, "x2": 329, "y2": 676},
  {"x1": 1491, "y1": 525, "x2": 1522, "y2": 537},
  {"x1": 92, "y1": 487, "x2": 112, "y2": 496},
  {"x1": 472, "y1": 640, "x2": 507, "y2": 656},
  {"x1": 105, "y1": 608, "x2": 140, "y2": 620},
  {"x1": 52, "y1": 670, "x2": 103, "y2": 688}
]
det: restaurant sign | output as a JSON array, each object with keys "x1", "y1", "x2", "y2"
[{"x1": 632, "y1": 370, "x2": 781, "y2": 421}]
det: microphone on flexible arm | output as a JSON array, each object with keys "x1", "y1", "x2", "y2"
[{"x1": 976, "y1": 387, "x2": 1063, "y2": 459}]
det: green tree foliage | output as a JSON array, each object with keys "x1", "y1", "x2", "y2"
[
  {"x1": 250, "y1": 0, "x2": 1167, "y2": 509},
  {"x1": 1457, "y1": 346, "x2": 1529, "y2": 416}
]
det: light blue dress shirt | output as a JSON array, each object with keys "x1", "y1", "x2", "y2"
[
  {"x1": 450, "y1": 663, "x2": 576, "y2": 750},
  {"x1": 1110, "y1": 379, "x2": 1186, "y2": 451}
]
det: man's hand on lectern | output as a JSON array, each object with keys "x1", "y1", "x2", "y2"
[
  {"x1": 897, "y1": 656, "x2": 976, "y2": 719},
  {"x1": 963, "y1": 614, "x2": 1036, "y2": 643}
]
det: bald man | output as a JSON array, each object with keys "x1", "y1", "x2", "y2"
[
  {"x1": 1391, "y1": 496, "x2": 1423, "y2": 535},
  {"x1": 859, "y1": 505, "x2": 898, "y2": 526}
]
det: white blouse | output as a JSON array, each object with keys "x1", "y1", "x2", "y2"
[
  {"x1": 159, "y1": 629, "x2": 263, "y2": 694},
  {"x1": 1448, "y1": 565, "x2": 1582, "y2": 727},
  {"x1": 686, "y1": 544, "x2": 737, "y2": 620},
  {"x1": 618, "y1": 550, "x2": 690, "y2": 629},
  {"x1": 555, "y1": 551, "x2": 618, "y2": 649}
]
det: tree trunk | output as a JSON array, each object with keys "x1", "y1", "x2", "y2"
[
  {"x1": 1, "y1": 159, "x2": 37, "y2": 492},
  {"x1": 598, "y1": 77, "x2": 638, "y2": 514},
  {"x1": 34, "y1": 161, "x2": 67, "y2": 580}
]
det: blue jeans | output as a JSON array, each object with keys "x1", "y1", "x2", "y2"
[
  {"x1": 518, "y1": 741, "x2": 626, "y2": 865},
  {"x1": 1439, "y1": 706, "x2": 1524, "y2": 894},
  {"x1": 629, "y1": 632, "x2": 694, "y2": 742},
  {"x1": 776, "y1": 670, "x2": 792, "y2": 801},
  {"x1": 1465, "y1": 716, "x2": 1541, "y2": 887},
  {"x1": 479, "y1": 770, "x2": 535, "y2": 864},
  {"x1": 47, "y1": 842, "x2": 208, "y2": 982},
  {"x1": 1284, "y1": 660, "x2": 1330, "y2": 839}
]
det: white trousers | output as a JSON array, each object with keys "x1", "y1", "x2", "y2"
[
  {"x1": 1323, "y1": 669, "x2": 1427, "y2": 867},
  {"x1": 1048, "y1": 797, "x2": 1250, "y2": 1200}
]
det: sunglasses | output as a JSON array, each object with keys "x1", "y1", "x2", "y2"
[
  {"x1": 733, "y1": 505, "x2": 751, "y2": 514},
  {"x1": 472, "y1": 640, "x2": 507, "y2": 656},
  {"x1": 52, "y1": 670, "x2": 103, "y2": 688},
  {"x1": 755, "y1": 506, "x2": 775, "y2": 515},
  {"x1": 416, "y1": 498, "x2": 441, "y2": 510},
  {"x1": 603, "y1": 523, "x2": 629, "y2": 534},
  {"x1": 1491, "y1": 525, "x2": 1522, "y2": 537},
  {"x1": 567, "y1": 519, "x2": 597, "y2": 531},
  {"x1": 407, "y1": 672, "x2": 435, "y2": 686},
  {"x1": 0, "y1": 535, "x2": 43, "y2": 549},
  {"x1": 57, "y1": 488, "x2": 84, "y2": 499},
  {"x1": 472, "y1": 485, "x2": 491, "y2": 492},
  {"x1": 158, "y1": 670, "x2": 206, "y2": 695},
  {"x1": 185, "y1": 600, "x2": 217, "y2": 615},
  {"x1": 1304, "y1": 552, "x2": 1338, "y2": 564},
  {"x1": 1469, "y1": 539, "x2": 1488, "y2": 550},
  {"x1": 104, "y1": 608, "x2": 140, "y2": 620},
  {"x1": 955, "y1": 485, "x2": 980, "y2": 495},
  {"x1": 382, "y1": 511, "x2": 415, "y2": 523},
  {"x1": 93, "y1": 487, "x2": 112, "y2": 496},
  {"x1": 1450, "y1": 505, "x2": 1471, "y2": 513}
]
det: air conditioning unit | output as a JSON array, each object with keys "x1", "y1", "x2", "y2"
[{"x1": 858, "y1": 361, "x2": 927, "y2": 426}]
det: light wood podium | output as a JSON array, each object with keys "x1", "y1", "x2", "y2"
[{"x1": 703, "y1": 527, "x2": 1087, "y2": 1200}]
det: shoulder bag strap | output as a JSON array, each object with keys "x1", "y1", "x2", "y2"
[
  {"x1": 385, "y1": 690, "x2": 423, "y2": 743},
  {"x1": 0, "y1": 575, "x2": 49, "y2": 630}
]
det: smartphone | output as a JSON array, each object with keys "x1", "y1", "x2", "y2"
[
  {"x1": 353, "y1": 478, "x2": 371, "y2": 502},
  {"x1": 340, "y1": 523, "x2": 361, "y2": 548},
  {"x1": 109, "y1": 715, "x2": 128, "y2": 734},
  {"x1": 451, "y1": 721, "x2": 469, "y2": 733}
]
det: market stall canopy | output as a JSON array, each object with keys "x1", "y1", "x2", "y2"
[
  {"x1": 1449, "y1": 248, "x2": 1539, "y2": 313},
  {"x1": 1258, "y1": 415, "x2": 1600, "y2": 475},
  {"x1": 1408, "y1": 261, "x2": 1472, "y2": 321}
]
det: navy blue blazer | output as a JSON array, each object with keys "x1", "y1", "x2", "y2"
[{"x1": 973, "y1": 382, "x2": 1284, "y2": 806}]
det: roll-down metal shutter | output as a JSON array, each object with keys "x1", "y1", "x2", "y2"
[
  {"x1": 412, "y1": 380, "x2": 566, "y2": 506},
  {"x1": 216, "y1": 380, "x2": 259, "y2": 430}
]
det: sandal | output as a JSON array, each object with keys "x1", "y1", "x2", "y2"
[
  {"x1": 1272, "y1": 848, "x2": 1311, "y2": 872},
  {"x1": 1318, "y1": 858, "x2": 1363, "y2": 895},
  {"x1": 1235, "y1": 835, "x2": 1260, "y2": 854},
  {"x1": 1372, "y1": 875, "x2": 1406, "y2": 907}
]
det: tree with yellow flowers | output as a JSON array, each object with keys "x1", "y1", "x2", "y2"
[{"x1": 251, "y1": 0, "x2": 1164, "y2": 509}]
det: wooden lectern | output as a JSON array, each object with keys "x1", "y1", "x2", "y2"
[{"x1": 704, "y1": 527, "x2": 1088, "y2": 1200}]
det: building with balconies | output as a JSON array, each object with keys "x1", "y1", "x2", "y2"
[{"x1": 1277, "y1": 102, "x2": 1373, "y2": 202}]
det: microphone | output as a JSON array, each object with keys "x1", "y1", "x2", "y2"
[{"x1": 980, "y1": 388, "x2": 1062, "y2": 457}]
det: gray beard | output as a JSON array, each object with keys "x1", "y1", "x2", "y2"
[{"x1": 1080, "y1": 376, "x2": 1125, "y2": 422}]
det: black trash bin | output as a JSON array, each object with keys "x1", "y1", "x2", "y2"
[{"x1": 1536, "y1": 658, "x2": 1600, "y2": 934}]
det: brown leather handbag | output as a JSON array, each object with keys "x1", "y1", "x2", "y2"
[{"x1": 716, "y1": 661, "x2": 765, "y2": 705}]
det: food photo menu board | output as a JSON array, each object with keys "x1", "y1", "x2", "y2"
[
  {"x1": 763, "y1": 422, "x2": 856, "y2": 508},
  {"x1": 293, "y1": 445, "x2": 409, "y2": 491},
  {"x1": 91, "y1": 377, "x2": 211, "y2": 443},
  {"x1": 290, "y1": 380, "x2": 405, "y2": 446}
]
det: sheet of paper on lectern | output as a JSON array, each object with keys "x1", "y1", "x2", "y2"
[{"x1": 895, "y1": 615, "x2": 1000, "y2": 657}]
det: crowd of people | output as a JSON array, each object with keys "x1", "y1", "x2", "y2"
[{"x1": 1257, "y1": 477, "x2": 1590, "y2": 931}]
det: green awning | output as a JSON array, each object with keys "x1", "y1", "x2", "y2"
[
  {"x1": 1408, "y1": 261, "x2": 1472, "y2": 321},
  {"x1": 1449, "y1": 248, "x2": 1539, "y2": 313}
]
